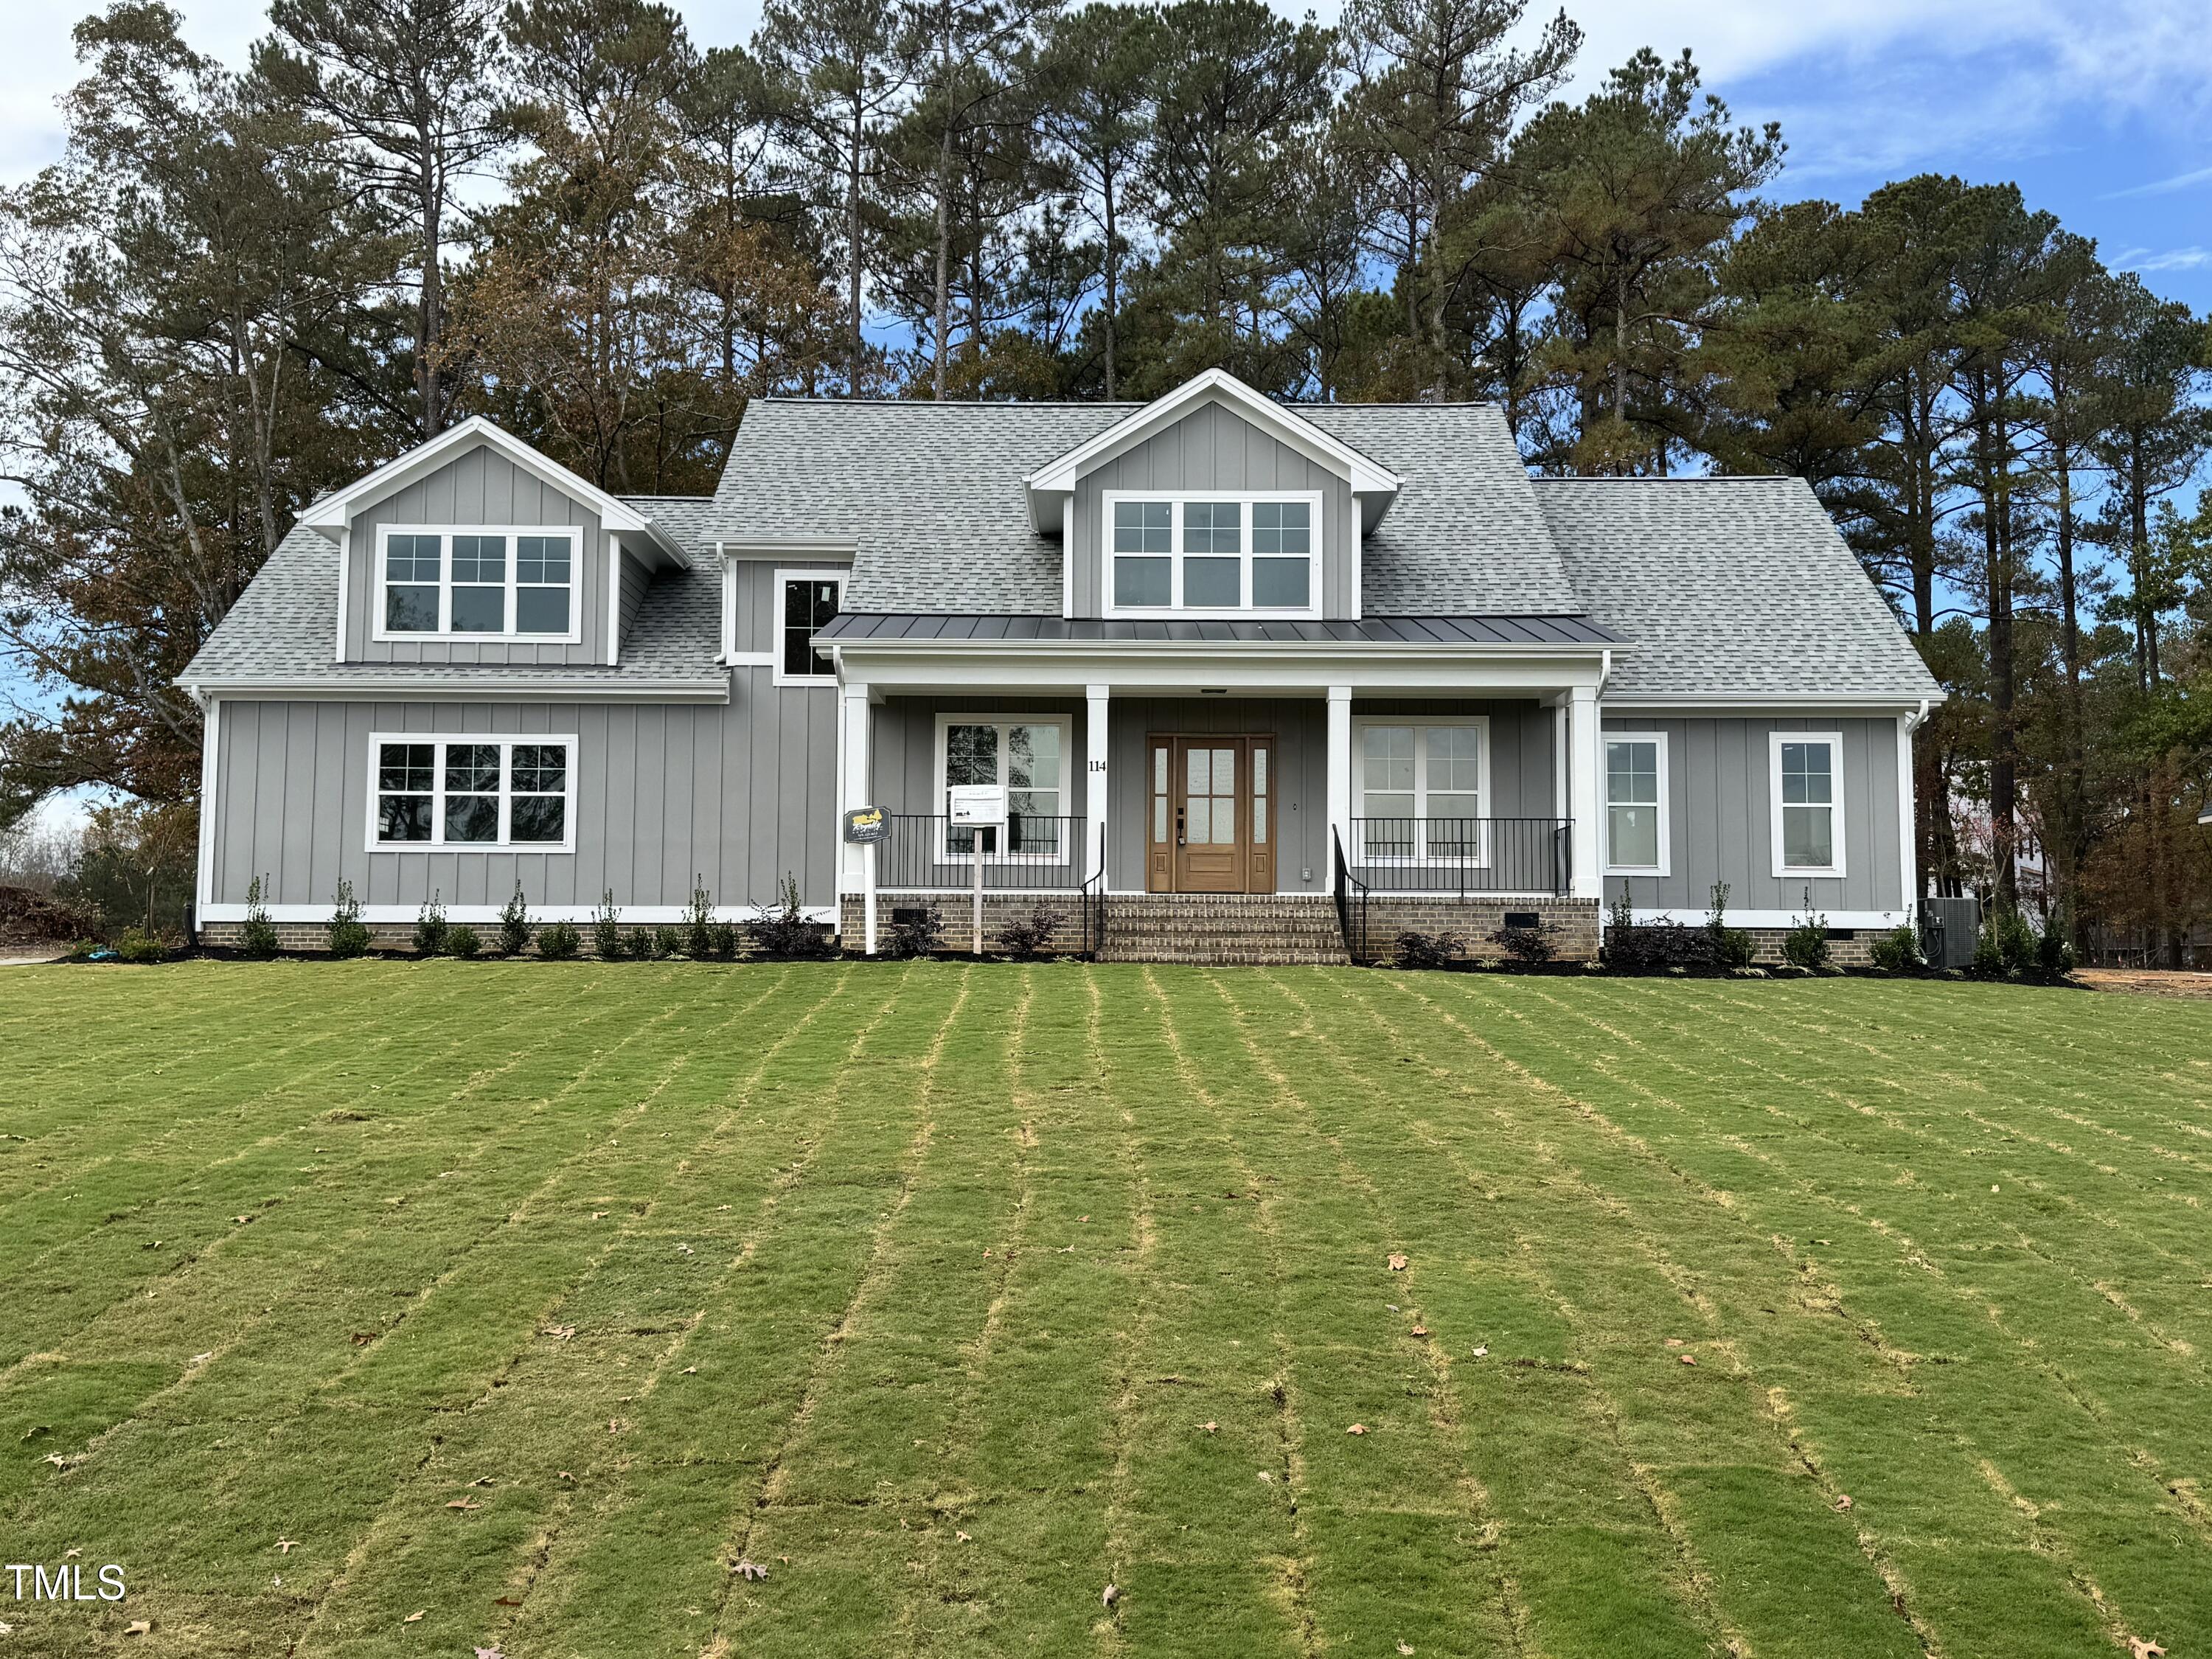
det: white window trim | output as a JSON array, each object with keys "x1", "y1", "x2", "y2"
[
  {"x1": 932, "y1": 713, "x2": 1074, "y2": 863},
  {"x1": 365, "y1": 733, "x2": 579, "y2": 854},
  {"x1": 1770, "y1": 729, "x2": 1847, "y2": 879},
  {"x1": 1351, "y1": 714, "x2": 1491, "y2": 865},
  {"x1": 1101, "y1": 489, "x2": 1325, "y2": 619},
  {"x1": 370, "y1": 524, "x2": 585, "y2": 644},
  {"x1": 1603, "y1": 731, "x2": 1670, "y2": 877},
  {"x1": 773, "y1": 568, "x2": 847, "y2": 686}
]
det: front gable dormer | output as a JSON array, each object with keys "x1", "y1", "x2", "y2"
[
  {"x1": 300, "y1": 417, "x2": 689, "y2": 668},
  {"x1": 1023, "y1": 370, "x2": 1401, "y2": 622}
]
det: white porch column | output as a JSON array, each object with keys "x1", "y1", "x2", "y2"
[
  {"x1": 1085, "y1": 684, "x2": 1110, "y2": 884},
  {"x1": 1326, "y1": 685, "x2": 1353, "y2": 866},
  {"x1": 1568, "y1": 684, "x2": 1603, "y2": 899},
  {"x1": 839, "y1": 681, "x2": 872, "y2": 902}
]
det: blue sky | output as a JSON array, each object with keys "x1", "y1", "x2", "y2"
[{"x1": 2, "y1": 1, "x2": 2208, "y2": 826}]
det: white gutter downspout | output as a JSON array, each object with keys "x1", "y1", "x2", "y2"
[{"x1": 1899, "y1": 698, "x2": 1930, "y2": 917}]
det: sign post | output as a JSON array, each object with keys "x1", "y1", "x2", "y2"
[
  {"x1": 842, "y1": 806, "x2": 889, "y2": 955},
  {"x1": 946, "y1": 785, "x2": 1006, "y2": 956}
]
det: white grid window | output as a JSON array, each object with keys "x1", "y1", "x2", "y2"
[
  {"x1": 936, "y1": 716, "x2": 1070, "y2": 858},
  {"x1": 370, "y1": 736, "x2": 576, "y2": 851},
  {"x1": 1770, "y1": 731, "x2": 1846, "y2": 877},
  {"x1": 1354, "y1": 719, "x2": 1489, "y2": 861},
  {"x1": 374, "y1": 526, "x2": 582, "y2": 641},
  {"x1": 1604, "y1": 735, "x2": 1669, "y2": 875},
  {"x1": 1104, "y1": 490, "x2": 1321, "y2": 616}
]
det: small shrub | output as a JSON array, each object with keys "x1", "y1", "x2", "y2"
[
  {"x1": 685, "y1": 878, "x2": 716, "y2": 959},
  {"x1": 705, "y1": 920, "x2": 742, "y2": 961},
  {"x1": 592, "y1": 890, "x2": 623, "y2": 960},
  {"x1": 498, "y1": 883, "x2": 533, "y2": 957},
  {"x1": 885, "y1": 903, "x2": 944, "y2": 959},
  {"x1": 2037, "y1": 924, "x2": 2075, "y2": 981},
  {"x1": 1394, "y1": 929, "x2": 1461, "y2": 969},
  {"x1": 653, "y1": 924, "x2": 686, "y2": 959},
  {"x1": 327, "y1": 880, "x2": 371, "y2": 959},
  {"x1": 414, "y1": 891, "x2": 449, "y2": 956},
  {"x1": 1974, "y1": 904, "x2": 2068, "y2": 983},
  {"x1": 537, "y1": 919, "x2": 581, "y2": 960},
  {"x1": 749, "y1": 874, "x2": 835, "y2": 959},
  {"x1": 1782, "y1": 889, "x2": 1830, "y2": 971},
  {"x1": 445, "y1": 923, "x2": 483, "y2": 959},
  {"x1": 1489, "y1": 923, "x2": 1557, "y2": 964},
  {"x1": 115, "y1": 926, "x2": 168, "y2": 964},
  {"x1": 240, "y1": 875, "x2": 280, "y2": 959},
  {"x1": 1868, "y1": 925, "x2": 1921, "y2": 974},
  {"x1": 1604, "y1": 919, "x2": 1726, "y2": 973},
  {"x1": 995, "y1": 905, "x2": 1065, "y2": 959},
  {"x1": 1705, "y1": 880, "x2": 1756, "y2": 970},
  {"x1": 63, "y1": 938, "x2": 102, "y2": 962}
]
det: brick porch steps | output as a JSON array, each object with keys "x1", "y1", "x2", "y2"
[{"x1": 1097, "y1": 893, "x2": 1351, "y2": 967}]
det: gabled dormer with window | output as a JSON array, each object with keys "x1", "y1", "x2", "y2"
[
  {"x1": 1023, "y1": 369, "x2": 1402, "y2": 622},
  {"x1": 297, "y1": 416, "x2": 690, "y2": 668}
]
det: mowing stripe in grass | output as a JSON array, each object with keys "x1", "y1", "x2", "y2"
[
  {"x1": 298, "y1": 965, "x2": 918, "y2": 1658},
  {"x1": 1390, "y1": 974, "x2": 2172, "y2": 1659}
]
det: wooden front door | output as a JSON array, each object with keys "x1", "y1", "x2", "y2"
[{"x1": 1145, "y1": 734, "x2": 1276, "y2": 894}]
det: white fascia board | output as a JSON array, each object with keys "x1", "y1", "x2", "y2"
[
  {"x1": 838, "y1": 647, "x2": 1609, "y2": 695},
  {"x1": 1023, "y1": 369, "x2": 1402, "y2": 502},
  {"x1": 718, "y1": 538, "x2": 858, "y2": 561},
  {"x1": 186, "y1": 676, "x2": 731, "y2": 704},
  {"x1": 299, "y1": 417, "x2": 690, "y2": 566},
  {"x1": 1601, "y1": 692, "x2": 1947, "y2": 712}
]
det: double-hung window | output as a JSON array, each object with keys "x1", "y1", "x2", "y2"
[
  {"x1": 777, "y1": 571, "x2": 844, "y2": 683},
  {"x1": 1770, "y1": 731, "x2": 1845, "y2": 877},
  {"x1": 1105, "y1": 491, "x2": 1320, "y2": 616},
  {"x1": 1354, "y1": 719, "x2": 1486, "y2": 861},
  {"x1": 371, "y1": 735, "x2": 575, "y2": 850},
  {"x1": 1604, "y1": 734, "x2": 1669, "y2": 875},
  {"x1": 375, "y1": 526, "x2": 581, "y2": 641},
  {"x1": 936, "y1": 716, "x2": 1068, "y2": 858}
]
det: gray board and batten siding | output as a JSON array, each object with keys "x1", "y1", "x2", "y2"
[
  {"x1": 1600, "y1": 713, "x2": 1905, "y2": 917},
  {"x1": 1068, "y1": 399, "x2": 1358, "y2": 619},
  {"x1": 207, "y1": 698, "x2": 841, "y2": 916},
  {"x1": 342, "y1": 445, "x2": 616, "y2": 667}
]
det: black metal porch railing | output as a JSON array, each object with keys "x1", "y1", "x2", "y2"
[
  {"x1": 1344, "y1": 817, "x2": 1573, "y2": 898},
  {"x1": 1332, "y1": 829, "x2": 1373, "y2": 965},
  {"x1": 876, "y1": 814, "x2": 1088, "y2": 893}
]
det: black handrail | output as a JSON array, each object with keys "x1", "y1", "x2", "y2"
[
  {"x1": 1343, "y1": 817, "x2": 1573, "y2": 899},
  {"x1": 1332, "y1": 828, "x2": 1373, "y2": 965},
  {"x1": 876, "y1": 813, "x2": 1085, "y2": 892},
  {"x1": 1079, "y1": 821, "x2": 1107, "y2": 961}
]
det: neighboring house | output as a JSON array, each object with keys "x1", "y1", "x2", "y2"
[{"x1": 181, "y1": 369, "x2": 1941, "y2": 963}]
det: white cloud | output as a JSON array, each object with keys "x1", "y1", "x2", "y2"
[
  {"x1": 2104, "y1": 164, "x2": 2212, "y2": 201},
  {"x1": 2114, "y1": 246, "x2": 2212, "y2": 272}
]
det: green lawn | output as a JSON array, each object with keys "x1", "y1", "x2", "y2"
[{"x1": 2, "y1": 964, "x2": 2209, "y2": 1658}]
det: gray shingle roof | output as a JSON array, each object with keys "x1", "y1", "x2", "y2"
[
  {"x1": 711, "y1": 397, "x2": 1588, "y2": 614},
  {"x1": 181, "y1": 523, "x2": 725, "y2": 689},
  {"x1": 1534, "y1": 477, "x2": 1941, "y2": 700}
]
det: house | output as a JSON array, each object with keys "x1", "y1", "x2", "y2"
[{"x1": 181, "y1": 369, "x2": 1941, "y2": 964}]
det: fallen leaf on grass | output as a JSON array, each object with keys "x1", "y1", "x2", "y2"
[
  {"x1": 124, "y1": 1621, "x2": 150, "y2": 1636},
  {"x1": 2129, "y1": 1642, "x2": 2165, "y2": 1659},
  {"x1": 557, "y1": 1470, "x2": 576, "y2": 1481},
  {"x1": 1201, "y1": 1422, "x2": 1218, "y2": 1434},
  {"x1": 401, "y1": 1611, "x2": 424, "y2": 1624},
  {"x1": 349, "y1": 1332, "x2": 378, "y2": 1347},
  {"x1": 675, "y1": 1243, "x2": 694, "y2": 1256},
  {"x1": 1835, "y1": 1495, "x2": 1853, "y2": 1512},
  {"x1": 1346, "y1": 1424, "x2": 1368, "y2": 1436},
  {"x1": 1387, "y1": 1253, "x2": 1408, "y2": 1271},
  {"x1": 1471, "y1": 1345, "x2": 1488, "y2": 1360},
  {"x1": 682, "y1": 1366, "x2": 697, "y2": 1375},
  {"x1": 1664, "y1": 1338, "x2": 1686, "y2": 1348},
  {"x1": 1257, "y1": 1470, "x2": 1274, "y2": 1484},
  {"x1": 731, "y1": 1559, "x2": 768, "y2": 1582},
  {"x1": 188, "y1": 1352, "x2": 213, "y2": 1366},
  {"x1": 476, "y1": 1649, "x2": 504, "y2": 1659},
  {"x1": 275, "y1": 1540, "x2": 299, "y2": 1554},
  {"x1": 544, "y1": 1325, "x2": 576, "y2": 1341},
  {"x1": 956, "y1": 1531, "x2": 971, "y2": 1543},
  {"x1": 63, "y1": 1549, "x2": 79, "y2": 1560},
  {"x1": 591, "y1": 1211, "x2": 607, "y2": 1220},
  {"x1": 0, "y1": 1621, "x2": 13, "y2": 1635},
  {"x1": 1102, "y1": 1585, "x2": 1118, "y2": 1608},
  {"x1": 1410, "y1": 1326, "x2": 1429, "y2": 1338},
  {"x1": 1398, "y1": 1644, "x2": 1415, "y2": 1655},
  {"x1": 446, "y1": 1499, "x2": 482, "y2": 1511},
  {"x1": 1678, "y1": 1354, "x2": 1697, "y2": 1366}
]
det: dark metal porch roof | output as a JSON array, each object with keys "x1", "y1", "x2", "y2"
[{"x1": 815, "y1": 613, "x2": 1621, "y2": 647}]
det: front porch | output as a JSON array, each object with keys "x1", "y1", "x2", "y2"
[{"x1": 831, "y1": 664, "x2": 1613, "y2": 962}]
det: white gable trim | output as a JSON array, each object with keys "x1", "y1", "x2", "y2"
[
  {"x1": 298, "y1": 417, "x2": 690, "y2": 566},
  {"x1": 1023, "y1": 370, "x2": 1400, "y2": 529}
]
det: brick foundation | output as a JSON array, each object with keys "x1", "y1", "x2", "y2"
[
  {"x1": 1353, "y1": 897, "x2": 1602, "y2": 964},
  {"x1": 838, "y1": 892, "x2": 1085, "y2": 955}
]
